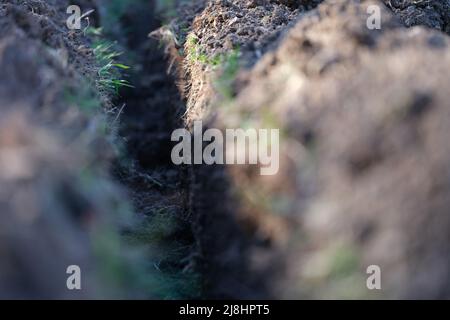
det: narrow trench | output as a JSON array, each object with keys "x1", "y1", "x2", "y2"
[
  {"x1": 2, "y1": 0, "x2": 449, "y2": 300},
  {"x1": 105, "y1": 2, "x2": 270, "y2": 299},
  {"x1": 108, "y1": 3, "x2": 199, "y2": 298}
]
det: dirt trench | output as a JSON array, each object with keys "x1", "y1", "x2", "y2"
[
  {"x1": 103, "y1": 3, "x2": 202, "y2": 299},
  {"x1": 105, "y1": 0, "x2": 271, "y2": 299}
]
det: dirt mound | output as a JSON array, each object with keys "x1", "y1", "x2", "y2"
[
  {"x1": 164, "y1": 0, "x2": 450, "y2": 298},
  {"x1": 172, "y1": 0, "x2": 325, "y2": 125},
  {"x1": 0, "y1": 0, "x2": 138, "y2": 298}
]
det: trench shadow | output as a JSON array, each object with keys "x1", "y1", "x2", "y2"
[{"x1": 114, "y1": 0, "x2": 275, "y2": 299}]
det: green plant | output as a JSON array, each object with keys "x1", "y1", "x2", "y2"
[{"x1": 88, "y1": 31, "x2": 133, "y2": 94}]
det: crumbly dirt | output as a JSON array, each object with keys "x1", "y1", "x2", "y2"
[{"x1": 176, "y1": 0, "x2": 325, "y2": 124}]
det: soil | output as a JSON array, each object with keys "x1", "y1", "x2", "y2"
[
  {"x1": 1, "y1": 0, "x2": 450, "y2": 299},
  {"x1": 0, "y1": 0, "x2": 119, "y2": 298}
]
